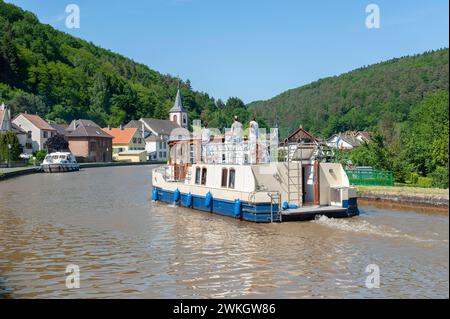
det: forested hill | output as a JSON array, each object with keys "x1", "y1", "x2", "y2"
[
  {"x1": 0, "y1": 0, "x2": 217, "y2": 126},
  {"x1": 248, "y1": 49, "x2": 449, "y2": 138}
]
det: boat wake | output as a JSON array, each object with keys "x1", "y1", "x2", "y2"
[{"x1": 314, "y1": 215, "x2": 447, "y2": 244}]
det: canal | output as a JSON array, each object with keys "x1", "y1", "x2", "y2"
[{"x1": 0, "y1": 165, "x2": 448, "y2": 298}]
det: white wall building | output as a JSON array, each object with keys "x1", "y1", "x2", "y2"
[{"x1": 12, "y1": 113, "x2": 56, "y2": 153}]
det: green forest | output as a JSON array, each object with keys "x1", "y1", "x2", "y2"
[
  {"x1": 0, "y1": 0, "x2": 247, "y2": 129},
  {"x1": 0, "y1": 1, "x2": 448, "y2": 187},
  {"x1": 249, "y1": 49, "x2": 449, "y2": 187}
]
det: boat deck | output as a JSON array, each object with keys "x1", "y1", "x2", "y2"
[{"x1": 281, "y1": 205, "x2": 350, "y2": 221}]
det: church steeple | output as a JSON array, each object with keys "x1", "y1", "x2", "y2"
[{"x1": 169, "y1": 86, "x2": 188, "y2": 128}]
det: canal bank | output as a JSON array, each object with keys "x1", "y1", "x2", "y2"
[
  {"x1": 357, "y1": 186, "x2": 449, "y2": 209},
  {"x1": 0, "y1": 161, "x2": 164, "y2": 181}
]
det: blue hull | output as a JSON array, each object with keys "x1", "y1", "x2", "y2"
[
  {"x1": 153, "y1": 187, "x2": 359, "y2": 223},
  {"x1": 153, "y1": 187, "x2": 277, "y2": 223}
]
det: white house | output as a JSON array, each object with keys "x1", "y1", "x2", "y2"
[
  {"x1": 12, "y1": 113, "x2": 56, "y2": 153},
  {"x1": 1, "y1": 103, "x2": 33, "y2": 154},
  {"x1": 125, "y1": 88, "x2": 186, "y2": 161},
  {"x1": 326, "y1": 131, "x2": 371, "y2": 150}
]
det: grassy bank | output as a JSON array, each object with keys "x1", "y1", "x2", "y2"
[{"x1": 357, "y1": 186, "x2": 449, "y2": 208}]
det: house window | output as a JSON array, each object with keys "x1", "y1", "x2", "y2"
[
  {"x1": 27, "y1": 131, "x2": 32, "y2": 138},
  {"x1": 43, "y1": 131, "x2": 48, "y2": 138},
  {"x1": 228, "y1": 169, "x2": 236, "y2": 189},
  {"x1": 163, "y1": 151, "x2": 167, "y2": 158},
  {"x1": 173, "y1": 115, "x2": 178, "y2": 123},
  {"x1": 90, "y1": 142, "x2": 96, "y2": 150},
  {"x1": 195, "y1": 167, "x2": 201, "y2": 184},
  {"x1": 183, "y1": 115, "x2": 186, "y2": 124},
  {"x1": 133, "y1": 137, "x2": 137, "y2": 144},
  {"x1": 25, "y1": 143, "x2": 32, "y2": 149},
  {"x1": 201, "y1": 168, "x2": 207, "y2": 185},
  {"x1": 159, "y1": 151, "x2": 163, "y2": 158},
  {"x1": 221, "y1": 168, "x2": 228, "y2": 188}
]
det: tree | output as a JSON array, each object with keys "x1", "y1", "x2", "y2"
[
  {"x1": 44, "y1": 133, "x2": 69, "y2": 152},
  {"x1": 404, "y1": 91, "x2": 449, "y2": 175},
  {"x1": 0, "y1": 131, "x2": 21, "y2": 162}
]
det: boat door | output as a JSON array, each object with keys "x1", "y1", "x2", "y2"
[{"x1": 171, "y1": 141, "x2": 189, "y2": 181}]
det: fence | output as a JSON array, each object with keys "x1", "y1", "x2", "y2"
[{"x1": 345, "y1": 169, "x2": 394, "y2": 186}]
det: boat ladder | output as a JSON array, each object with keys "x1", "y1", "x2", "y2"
[
  {"x1": 268, "y1": 191, "x2": 282, "y2": 223},
  {"x1": 287, "y1": 143, "x2": 302, "y2": 207}
]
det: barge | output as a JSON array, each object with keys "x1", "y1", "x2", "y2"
[{"x1": 152, "y1": 126, "x2": 359, "y2": 223}]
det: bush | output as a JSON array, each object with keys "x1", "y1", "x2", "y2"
[
  {"x1": 415, "y1": 177, "x2": 433, "y2": 188},
  {"x1": 430, "y1": 167, "x2": 449, "y2": 189},
  {"x1": 410, "y1": 172, "x2": 419, "y2": 185},
  {"x1": 34, "y1": 150, "x2": 47, "y2": 162}
]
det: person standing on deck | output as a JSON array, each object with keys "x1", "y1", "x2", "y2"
[
  {"x1": 231, "y1": 116, "x2": 243, "y2": 164},
  {"x1": 249, "y1": 116, "x2": 259, "y2": 164},
  {"x1": 201, "y1": 121, "x2": 211, "y2": 163}
]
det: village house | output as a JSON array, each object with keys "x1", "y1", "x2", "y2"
[
  {"x1": 0, "y1": 103, "x2": 32, "y2": 154},
  {"x1": 101, "y1": 126, "x2": 146, "y2": 162},
  {"x1": 12, "y1": 111, "x2": 56, "y2": 153},
  {"x1": 326, "y1": 131, "x2": 371, "y2": 150},
  {"x1": 66, "y1": 119, "x2": 113, "y2": 162},
  {"x1": 124, "y1": 88, "x2": 186, "y2": 161}
]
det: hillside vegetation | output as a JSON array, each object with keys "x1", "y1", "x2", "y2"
[
  {"x1": 249, "y1": 49, "x2": 448, "y2": 138},
  {"x1": 0, "y1": 0, "x2": 220, "y2": 127},
  {"x1": 249, "y1": 49, "x2": 449, "y2": 186}
]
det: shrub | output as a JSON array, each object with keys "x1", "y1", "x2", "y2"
[
  {"x1": 34, "y1": 150, "x2": 47, "y2": 162},
  {"x1": 416, "y1": 177, "x2": 433, "y2": 188},
  {"x1": 410, "y1": 172, "x2": 419, "y2": 185},
  {"x1": 430, "y1": 167, "x2": 449, "y2": 189}
]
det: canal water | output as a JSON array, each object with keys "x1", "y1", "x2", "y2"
[{"x1": 0, "y1": 166, "x2": 448, "y2": 299}]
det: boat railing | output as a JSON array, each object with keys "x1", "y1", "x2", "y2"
[
  {"x1": 202, "y1": 141, "x2": 271, "y2": 165},
  {"x1": 154, "y1": 165, "x2": 170, "y2": 181}
]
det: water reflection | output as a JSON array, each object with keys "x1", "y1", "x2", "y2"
[{"x1": 0, "y1": 166, "x2": 448, "y2": 298}]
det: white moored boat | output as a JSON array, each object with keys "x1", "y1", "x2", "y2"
[
  {"x1": 41, "y1": 152, "x2": 80, "y2": 173},
  {"x1": 152, "y1": 127, "x2": 359, "y2": 223}
]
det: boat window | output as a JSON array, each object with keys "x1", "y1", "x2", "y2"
[
  {"x1": 201, "y1": 168, "x2": 207, "y2": 185},
  {"x1": 189, "y1": 143, "x2": 195, "y2": 164},
  {"x1": 195, "y1": 167, "x2": 201, "y2": 184},
  {"x1": 181, "y1": 143, "x2": 186, "y2": 163},
  {"x1": 221, "y1": 168, "x2": 228, "y2": 187},
  {"x1": 229, "y1": 169, "x2": 236, "y2": 189},
  {"x1": 59, "y1": 155, "x2": 67, "y2": 159},
  {"x1": 169, "y1": 144, "x2": 174, "y2": 163}
]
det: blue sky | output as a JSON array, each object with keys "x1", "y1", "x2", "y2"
[{"x1": 6, "y1": 0, "x2": 449, "y2": 103}]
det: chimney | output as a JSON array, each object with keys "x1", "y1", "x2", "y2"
[
  {"x1": 120, "y1": 124, "x2": 124, "y2": 130},
  {"x1": 108, "y1": 124, "x2": 111, "y2": 130},
  {"x1": 73, "y1": 120, "x2": 77, "y2": 130},
  {"x1": 141, "y1": 121, "x2": 145, "y2": 139}
]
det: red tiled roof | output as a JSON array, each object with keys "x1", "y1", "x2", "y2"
[{"x1": 102, "y1": 128, "x2": 137, "y2": 144}]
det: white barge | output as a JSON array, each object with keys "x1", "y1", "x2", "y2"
[
  {"x1": 41, "y1": 152, "x2": 80, "y2": 173},
  {"x1": 152, "y1": 127, "x2": 359, "y2": 223}
]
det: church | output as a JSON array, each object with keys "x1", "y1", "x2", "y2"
[{"x1": 125, "y1": 87, "x2": 188, "y2": 161}]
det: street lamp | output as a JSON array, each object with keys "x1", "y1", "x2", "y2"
[{"x1": 7, "y1": 143, "x2": 11, "y2": 168}]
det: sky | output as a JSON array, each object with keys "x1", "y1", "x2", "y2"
[{"x1": 5, "y1": 0, "x2": 449, "y2": 103}]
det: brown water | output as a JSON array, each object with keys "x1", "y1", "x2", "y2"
[{"x1": 0, "y1": 166, "x2": 448, "y2": 299}]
